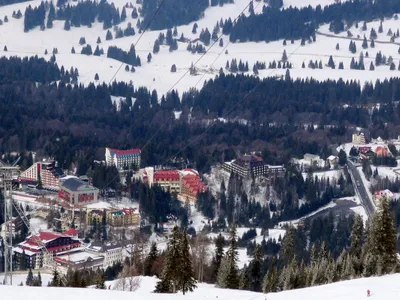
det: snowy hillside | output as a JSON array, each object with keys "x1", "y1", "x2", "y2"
[
  {"x1": 2, "y1": 273, "x2": 400, "y2": 300},
  {"x1": 0, "y1": 0, "x2": 399, "y2": 96}
]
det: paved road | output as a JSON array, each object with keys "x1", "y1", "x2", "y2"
[{"x1": 347, "y1": 160, "x2": 375, "y2": 217}]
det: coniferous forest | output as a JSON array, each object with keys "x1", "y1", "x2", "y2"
[{"x1": 2, "y1": 56, "x2": 400, "y2": 174}]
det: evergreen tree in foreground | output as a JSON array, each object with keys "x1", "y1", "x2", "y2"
[
  {"x1": 217, "y1": 224, "x2": 239, "y2": 289},
  {"x1": 95, "y1": 269, "x2": 106, "y2": 289},
  {"x1": 179, "y1": 228, "x2": 197, "y2": 295},
  {"x1": 155, "y1": 226, "x2": 196, "y2": 294},
  {"x1": 212, "y1": 233, "x2": 224, "y2": 281},
  {"x1": 26, "y1": 268, "x2": 33, "y2": 286},
  {"x1": 144, "y1": 242, "x2": 159, "y2": 276}
]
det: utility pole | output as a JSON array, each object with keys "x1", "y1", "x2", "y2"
[{"x1": 0, "y1": 163, "x2": 19, "y2": 286}]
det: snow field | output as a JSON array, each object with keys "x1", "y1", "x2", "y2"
[
  {"x1": 3, "y1": 273, "x2": 400, "y2": 300},
  {"x1": 0, "y1": 0, "x2": 399, "y2": 97}
]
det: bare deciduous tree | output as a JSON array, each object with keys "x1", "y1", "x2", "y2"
[
  {"x1": 191, "y1": 233, "x2": 210, "y2": 282},
  {"x1": 114, "y1": 265, "x2": 141, "y2": 292}
]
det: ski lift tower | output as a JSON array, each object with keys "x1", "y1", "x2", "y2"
[{"x1": 0, "y1": 158, "x2": 20, "y2": 286}]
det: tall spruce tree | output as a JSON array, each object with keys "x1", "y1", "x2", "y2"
[
  {"x1": 26, "y1": 268, "x2": 33, "y2": 286},
  {"x1": 372, "y1": 197, "x2": 397, "y2": 274},
  {"x1": 281, "y1": 226, "x2": 295, "y2": 264},
  {"x1": 95, "y1": 269, "x2": 106, "y2": 289},
  {"x1": 179, "y1": 228, "x2": 197, "y2": 294},
  {"x1": 249, "y1": 244, "x2": 262, "y2": 292},
  {"x1": 239, "y1": 266, "x2": 251, "y2": 290},
  {"x1": 20, "y1": 249, "x2": 27, "y2": 271},
  {"x1": 350, "y1": 214, "x2": 364, "y2": 259},
  {"x1": 262, "y1": 259, "x2": 278, "y2": 293},
  {"x1": 155, "y1": 226, "x2": 182, "y2": 293},
  {"x1": 217, "y1": 224, "x2": 239, "y2": 289},
  {"x1": 212, "y1": 233, "x2": 225, "y2": 280},
  {"x1": 144, "y1": 242, "x2": 158, "y2": 276}
]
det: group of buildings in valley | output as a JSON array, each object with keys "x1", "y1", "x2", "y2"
[{"x1": 13, "y1": 229, "x2": 123, "y2": 271}]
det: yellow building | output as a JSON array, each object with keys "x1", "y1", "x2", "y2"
[{"x1": 107, "y1": 208, "x2": 140, "y2": 227}]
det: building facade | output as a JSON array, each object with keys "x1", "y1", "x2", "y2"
[
  {"x1": 105, "y1": 148, "x2": 141, "y2": 169},
  {"x1": 13, "y1": 232, "x2": 81, "y2": 269},
  {"x1": 153, "y1": 170, "x2": 181, "y2": 193},
  {"x1": 180, "y1": 174, "x2": 207, "y2": 203},
  {"x1": 58, "y1": 178, "x2": 99, "y2": 205},
  {"x1": 352, "y1": 132, "x2": 366, "y2": 145},
  {"x1": 20, "y1": 161, "x2": 65, "y2": 187},
  {"x1": 107, "y1": 208, "x2": 140, "y2": 227},
  {"x1": 86, "y1": 241, "x2": 123, "y2": 269},
  {"x1": 223, "y1": 154, "x2": 285, "y2": 179}
]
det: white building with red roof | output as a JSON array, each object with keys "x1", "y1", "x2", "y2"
[
  {"x1": 105, "y1": 147, "x2": 141, "y2": 169},
  {"x1": 13, "y1": 231, "x2": 81, "y2": 270}
]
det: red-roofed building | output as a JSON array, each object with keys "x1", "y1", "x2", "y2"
[
  {"x1": 375, "y1": 146, "x2": 390, "y2": 157},
  {"x1": 358, "y1": 146, "x2": 372, "y2": 154},
  {"x1": 13, "y1": 231, "x2": 81, "y2": 270},
  {"x1": 63, "y1": 228, "x2": 79, "y2": 238},
  {"x1": 180, "y1": 174, "x2": 208, "y2": 203},
  {"x1": 154, "y1": 169, "x2": 181, "y2": 193},
  {"x1": 105, "y1": 147, "x2": 141, "y2": 169}
]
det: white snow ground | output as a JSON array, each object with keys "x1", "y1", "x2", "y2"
[
  {"x1": 0, "y1": 271, "x2": 53, "y2": 286},
  {"x1": 2, "y1": 273, "x2": 400, "y2": 300},
  {"x1": 0, "y1": 0, "x2": 399, "y2": 96}
]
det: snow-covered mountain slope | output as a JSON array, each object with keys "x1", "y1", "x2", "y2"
[
  {"x1": 0, "y1": 0, "x2": 399, "y2": 96},
  {"x1": 1, "y1": 273, "x2": 400, "y2": 300}
]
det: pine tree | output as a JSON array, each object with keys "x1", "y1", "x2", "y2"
[
  {"x1": 370, "y1": 62, "x2": 375, "y2": 70},
  {"x1": 249, "y1": 244, "x2": 262, "y2": 292},
  {"x1": 147, "y1": 52, "x2": 152, "y2": 62},
  {"x1": 121, "y1": 7, "x2": 127, "y2": 22},
  {"x1": 26, "y1": 268, "x2": 33, "y2": 286},
  {"x1": 170, "y1": 64, "x2": 177, "y2": 72},
  {"x1": 378, "y1": 21, "x2": 383, "y2": 33},
  {"x1": 64, "y1": 19, "x2": 70, "y2": 31},
  {"x1": 95, "y1": 269, "x2": 106, "y2": 289},
  {"x1": 362, "y1": 36, "x2": 368, "y2": 49},
  {"x1": 336, "y1": 43, "x2": 339, "y2": 50},
  {"x1": 153, "y1": 39, "x2": 160, "y2": 54},
  {"x1": 20, "y1": 250, "x2": 27, "y2": 271},
  {"x1": 144, "y1": 242, "x2": 158, "y2": 276},
  {"x1": 217, "y1": 224, "x2": 239, "y2": 289},
  {"x1": 71, "y1": 47, "x2": 75, "y2": 54},
  {"x1": 179, "y1": 228, "x2": 197, "y2": 294},
  {"x1": 155, "y1": 226, "x2": 182, "y2": 293},
  {"x1": 212, "y1": 233, "x2": 224, "y2": 281},
  {"x1": 97, "y1": 37, "x2": 101, "y2": 44},
  {"x1": 239, "y1": 266, "x2": 251, "y2": 290},
  {"x1": 94, "y1": 73, "x2": 99, "y2": 81},
  {"x1": 350, "y1": 215, "x2": 364, "y2": 260},
  {"x1": 281, "y1": 227, "x2": 295, "y2": 264},
  {"x1": 328, "y1": 55, "x2": 335, "y2": 69},
  {"x1": 50, "y1": 269, "x2": 63, "y2": 287},
  {"x1": 37, "y1": 272, "x2": 42, "y2": 286},
  {"x1": 371, "y1": 198, "x2": 397, "y2": 274},
  {"x1": 281, "y1": 49, "x2": 288, "y2": 62},
  {"x1": 262, "y1": 259, "x2": 278, "y2": 293},
  {"x1": 106, "y1": 30, "x2": 113, "y2": 40}
]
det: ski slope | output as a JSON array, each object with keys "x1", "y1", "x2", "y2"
[
  {"x1": 1, "y1": 273, "x2": 400, "y2": 300},
  {"x1": 0, "y1": 0, "x2": 399, "y2": 96}
]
